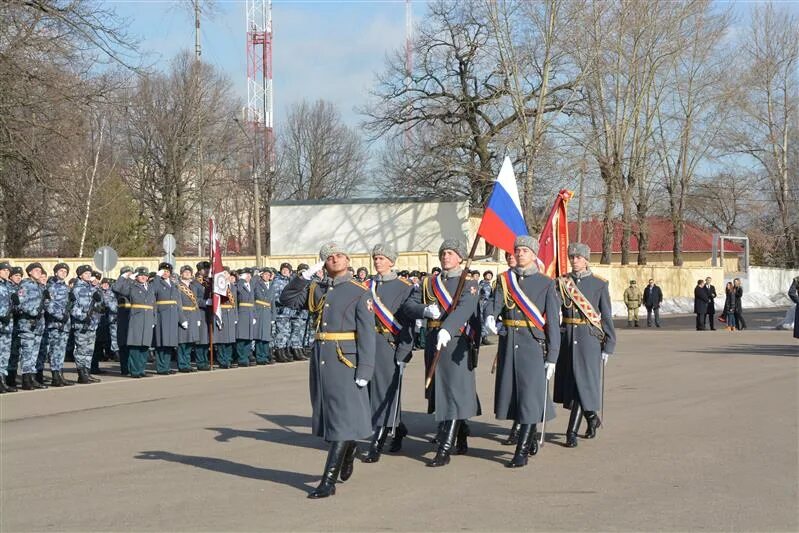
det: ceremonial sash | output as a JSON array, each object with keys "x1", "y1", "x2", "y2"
[
  {"x1": 431, "y1": 274, "x2": 454, "y2": 311},
  {"x1": 499, "y1": 271, "x2": 546, "y2": 330},
  {"x1": 559, "y1": 276, "x2": 604, "y2": 337},
  {"x1": 178, "y1": 283, "x2": 198, "y2": 309},
  {"x1": 367, "y1": 279, "x2": 402, "y2": 336}
]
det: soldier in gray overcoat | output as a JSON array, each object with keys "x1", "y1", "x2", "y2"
[
  {"x1": 177, "y1": 265, "x2": 200, "y2": 373},
  {"x1": 192, "y1": 262, "x2": 212, "y2": 370},
  {"x1": 153, "y1": 262, "x2": 186, "y2": 375},
  {"x1": 112, "y1": 267, "x2": 156, "y2": 378},
  {"x1": 234, "y1": 268, "x2": 256, "y2": 366},
  {"x1": 554, "y1": 243, "x2": 616, "y2": 448},
  {"x1": 116, "y1": 266, "x2": 133, "y2": 376},
  {"x1": 279, "y1": 242, "x2": 376, "y2": 500},
  {"x1": 253, "y1": 268, "x2": 275, "y2": 364},
  {"x1": 213, "y1": 268, "x2": 238, "y2": 368},
  {"x1": 360, "y1": 243, "x2": 416, "y2": 464},
  {"x1": 484, "y1": 236, "x2": 560, "y2": 467},
  {"x1": 405, "y1": 239, "x2": 481, "y2": 468}
]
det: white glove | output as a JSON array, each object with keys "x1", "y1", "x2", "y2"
[
  {"x1": 485, "y1": 315, "x2": 497, "y2": 335},
  {"x1": 197, "y1": 321, "x2": 201, "y2": 327},
  {"x1": 436, "y1": 329, "x2": 451, "y2": 350},
  {"x1": 234, "y1": 321, "x2": 238, "y2": 325},
  {"x1": 423, "y1": 304, "x2": 441, "y2": 319},
  {"x1": 355, "y1": 378, "x2": 368, "y2": 388},
  {"x1": 602, "y1": 352, "x2": 611, "y2": 364},
  {"x1": 252, "y1": 318, "x2": 257, "y2": 325},
  {"x1": 156, "y1": 269, "x2": 165, "y2": 278},
  {"x1": 545, "y1": 361, "x2": 556, "y2": 380},
  {"x1": 123, "y1": 272, "x2": 133, "y2": 280},
  {"x1": 205, "y1": 298, "x2": 212, "y2": 305},
  {"x1": 180, "y1": 321, "x2": 188, "y2": 329},
  {"x1": 396, "y1": 360, "x2": 406, "y2": 370},
  {"x1": 302, "y1": 260, "x2": 326, "y2": 280}
]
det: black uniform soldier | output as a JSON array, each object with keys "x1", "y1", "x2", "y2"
[
  {"x1": 253, "y1": 268, "x2": 275, "y2": 364},
  {"x1": 279, "y1": 242, "x2": 376, "y2": 499},
  {"x1": 554, "y1": 243, "x2": 616, "y2": 448},
  {"x1": 407, "y1": 239, "x2": 481, "y2": 467},
  {"x1": 484, "y1": 236, "x2": 560, "y2": 467},
  {"x1": 112, "y1": 267, "x2": 156, "y2": 378},
  {"x1": 361, "y1": 243, "x2": 416, "y2": 463},
  {"x1": 177, "y1": 266, "x2": 200, "y2": 372}
]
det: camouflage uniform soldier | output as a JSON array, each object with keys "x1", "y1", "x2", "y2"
[
  {"x1": 271, "y1": 262, "x2": 294, "y2": 363},
  {"x1": 0, "y1": 261, "x2": 16, "y2": 393},
  {"x1": 44, "y1": 263, "x2": 73, "y2": 387},
  {"x1": 554, "y1": 243, "x2": 617, "y2": 447},
  {"x1": 253, "y1": 267, "x2": 275, "y2": 365},
  {"x1": 112, "y1": 267, "x2": 156, "y2": 378},
  {"x1": 91, "y1": 278, "x2": 118, "y2": 374},
  {"x1": 192, "y1": 261, "x2": 212, "y2": 371},
  {"x1": 177, "y1": 266, "x2": 200, "y2": 373},
  {"x1": 70, "y1": 265, "x2": 105, "y2": 384},
  {"x1": 102, "y1": 278, "x2": 119, "y2": 356},
  {"x1": 16, "y1": 263, "x2": 48, "y2": 390},
  {"x1": 279, "y1": 243, "x2": 376, "y2": 499},
  {"x1": 289, "y1": 264, "x2": 310, "y2": 361},
  {"x1": 6, "y1": 266, "x2": 23, "y2": 388}
]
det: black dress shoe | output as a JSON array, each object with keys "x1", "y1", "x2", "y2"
[
  {"x1": 157, "y1": 370, "x2": 175, "y2": 375},
  {"x1": 565, "y1": 432, "x2": 578, "y2": 447},
  {"x1": 584, "y1": 412, "x2": 601, "y2": 439},
  {"x1": 362, "y1": 428, "x2": 387, "y2": 463}
]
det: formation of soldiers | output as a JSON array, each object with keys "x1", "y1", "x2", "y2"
[{"x1": 278, "y1": 237, "x2": 616, "y2": 499}]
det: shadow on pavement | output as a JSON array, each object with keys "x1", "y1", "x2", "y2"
[
  {"x1": 207, "y1": 413, "x2": 326, "y2": 451},
  {"x1": 685, "y1": 344, "x2": 798, "y2": 357},
  {"x1": 135, "y1": 451, "x2": 317, "y2": 493}
]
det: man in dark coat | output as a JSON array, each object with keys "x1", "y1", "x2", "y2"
[
  {"x1": 253, "y1": 268, "x2": 275, "y2": 365},
  {"x1": 235, "y1": 268, "x2": 257, "y2": 367},
  {"x1": 733, "y1": 278, "x2": 747, "y2": 330},
  {"x1": 115, "y1": 266, "x2": 133, "y2": 376},
  {"x1": 643, "y1": 278, "x2": 663, "y2": 328},
  {"x1": 177, "y1": 266, "x2": 200, "y2": 372},
  {"x1": 112, "y1": 267, "x2": 156, "y2": 378},
  {"x1": 704, "y1": 277, "x2": 717, "y2": 331},
  {"x1": 280, "y1": 242, "x2": 376, "y2": 499},
  {"x1": 694, "y1": 279, "x2": 709, "y2": 331},
  {"x1": 554, "y1": 243, "x2": 616, "y2": 448},
  {"x1": 788, "y1": 276, "x2": 799, "y2": 339},
  {"x1": 405, "y1": 239, "x2": 481, "y2": 467},
  {"x1": 192, "y1": 262, "x2": 212, "y2": 371},
  {"x1": 153, "y1": 263, "x2": 185, "y2": 374},
  {"x1": 360, "y1": 243, "x2": 416, "y2": 464},
  {"x1": 484, "y1": 235, "x2": 560, "y2": 467}
]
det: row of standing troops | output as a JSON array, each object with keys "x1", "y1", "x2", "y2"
[{"x1": 278, "y1": 237, "x2": 616, "y2": 499}]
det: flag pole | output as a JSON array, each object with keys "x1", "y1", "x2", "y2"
[{"x1": 425, "y1": 234, "x2": 482, "y2": 389}]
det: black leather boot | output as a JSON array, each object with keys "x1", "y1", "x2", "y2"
[
  {"x1": 3, "y1": 373, "x2": 17, "y2": 392},
  {"x1": 453, "y1": 420, "x2": 470, "y2": 455},
  {"x1": 502, "y1": 421, "x2": 520, "y2": 445},
  {"x1": 77, "y1": 368, "x2": 90, "y2": 384},
  {"x1": 308, "y1": 441, "x2": 348, "y2": 499},
  {"x1": 87, "y1": 370, "x2": 101, "y2": 383},
  {"x1": 50, "y1": 370, "x2": 64, "y2": 387},
  {"x1": 362, "y1": 427, "x2": 388, "y2": 463},
  {"x1": 507, "y1": 424, "x2": 533, "y2": 468},
  {"x1": 429, "y1": 421, "x2": 445, "y2": 443},
  {"x1": 21, "y1": 373, "x2": 33, "y2": 390},
  {"x1": 339, "y1": 441, "x2": 357, "y2": 481},
  {"x1": 565, "y1": 403, "x2": 583, "y2": 447},
  {"x1": 528, "y1": 424, "x2": 540, "y2": 456},
  {"x1": 584, "y1": 411, "x2": 602, "y2": 439},
  {"x1": 0, "y1": 377, "x2": 9, "y2": 393},
  {"x1": 29, "y1": 373, "x2": 46, "y2": 389},
  {"x1": 303, "y1": 347, "x2": 312, "y2": 359},
  {"x1": 59, "y1": 371, "x2": 75, "y2": 386},
  {"x1": 427, "y1": 420, "x2": 459, "y2": 467},
  {"x1": 36, "y1": 370, "x2": 45, "y2": 384},
  {"x1": 388, "y1": 422, "x2": 408, "y2": 453},
  {"x1": 277, "y1": 348, "x2": 290, "y2": 363},
  {"x1": 291, "y1": 348, "x2": 305, "y2": 361}
]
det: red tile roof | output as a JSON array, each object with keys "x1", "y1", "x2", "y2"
[{"x1": 568, "y1": 217, "x2": 744, "y2": 253}]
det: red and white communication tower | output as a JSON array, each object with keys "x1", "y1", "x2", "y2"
[{"x1": 246, "y1": 0, "x2": 274, "y2": 171}]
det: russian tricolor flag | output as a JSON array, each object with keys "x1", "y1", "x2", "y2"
[{"x1": 476, "y1": 156, "x2": 528, "y2": 253}]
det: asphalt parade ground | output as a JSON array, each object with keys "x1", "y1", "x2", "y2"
[{"x1": 1, "y1": 309, "x2": 796, "y2": 532}]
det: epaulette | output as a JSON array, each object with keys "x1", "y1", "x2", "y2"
[
  {"x1": 349, "y1": 279, "x2": 369, "y2": 291},
  {"x1": 398, "y1": 277, "x2": 412, "y2": 286}
]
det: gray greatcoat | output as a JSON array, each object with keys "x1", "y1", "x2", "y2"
[
  {"x1": 406, "y1": 269, "x2": 481, "y2": 422},
  {"x1": 253, "y1": 277, "x2": 274, "y2": 342},
  {"x1": 553, "y1": 271, "x2": 616, "y2": 412},
  {"x1": 111, "y1": 277, "x2": 155, "y2": 348},
  {"x1": 488, "y1": 267, "x2": 561, "y2": 425},
  {"x1": 153, "y1": 278, "x2": 184, "y2": 348},
  {"x1": 280, "y1": 274, "x2": 376, "y2": 442},
  {"x1": 367, "y1": 272, "x2": 416, "y2": 429},
  {"x1": 235, "y1": 279, "x2": 256, "y2": 340},
  {"x1": 215, "y1": 287, "x2": 238, "y2": 344},
  {"x1": 192, "y1": 278, "x2": 211, "y2": 345},
  {"x1": 177, "y1": 281, "x2": 200, "y2": 344}
]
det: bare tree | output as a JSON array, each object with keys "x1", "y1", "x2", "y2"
[{"x1": 278, "y1": 100, "x2": 366, "y2": 200}]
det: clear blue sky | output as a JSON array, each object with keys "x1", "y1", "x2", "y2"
[{"x1": 112, "y1": 0, "x2": 410, "y2": 128}]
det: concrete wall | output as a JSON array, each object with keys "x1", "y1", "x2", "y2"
[
  {"x1": 746, "y1": 266, "x2": 799, "y2": 295},
  {"x1": 270, "y1": 199, "x2": 469, "y2": 256},
  {"x1": 591, "y1": 264, "x2": 724, "y2": 301}
]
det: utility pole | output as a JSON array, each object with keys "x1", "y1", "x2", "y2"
[{"x1": 194, "y1": 0, "x2": 204, "y2": 257}]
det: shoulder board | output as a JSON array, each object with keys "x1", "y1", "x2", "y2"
[
  {"x1": 349, "y1": 280, "x2": 369, "y2": 291},
  {"x1": 398, "y1": 277, "x2": 412, "y2": 286}
]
